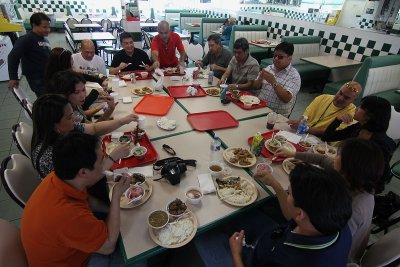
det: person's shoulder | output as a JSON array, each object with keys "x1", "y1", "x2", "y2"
[
  {"x1": 221, "y1": 48, "x2": 232, "y2": 56},
  {"x1": 248, "y1": 55, "x2": 259, "y2": 66}
]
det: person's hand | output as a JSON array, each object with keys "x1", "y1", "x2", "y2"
[
  {"x1": 194, "y1": 61, "x2": 202, "y2": 68},
  {"x1": 275, "y1": 146, "x2": 296, "y2": 158},
  {"x1": 109, "y1": 143, "x2": 132, "y2": 161},
  {"x1": 111, "y1": 173, "x2": 131, "y2": 198},
  {"x1": 216, "y1": 79, "x2": 222, "y2": 87},
  {"x1": 144, "y1": 64, "x2": 152, "y2": 72},
  {"x1": 93, "y1": 103, "x2": 106, "y2": 114},
  {"x1": 260, "y1": 69, "x2": 276, "y2": 84},
  {"x1": 210, "y1": 64, "x2": 219, "y2": 71},
  {"x1": 152, "y1": 61, "x2": 160, "y2": 69},
  {"x1": 337, "y1": 114, "x2": 353, "y2": 124},
  {"x1": 287, "y1": 119, "x2": 300, "y2": 130},
  {"x1": 101, "y1": 80, "x2": 108, "y2": 87},
  {"x1": 103, "y1": 96, "x2": 118, "y2": 111},
  {"x1": 229, "y1": 230, "x2": 244, "y2": 257},
  {"x1": 120, "y1": 114, "x2": 139, "y2": 125},
  {"x1": 8, "y1": 80, "x2": 19, "y2": 91},
  {"x1": 227, "y1": 84, "x2": 237, "y2": 91},
  {"x1": 253, "y1": 170, "x2": 278, "y2": 187},
  {"x1": 118, "y1": 62, "x2": 129, "y2": 70}
]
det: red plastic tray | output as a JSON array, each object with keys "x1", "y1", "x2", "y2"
[
  {"x1": 167, "y1": 85, "x2": 206, "y2": 98},
  {"x1": 119, "y1": 71, "x2": 153, "y2": 81},
  {"x1": 160, "y1": 69, "x2": 186, "y2": 76},
  {"x1": 191, "y1": 23, "x2": 200, "y2": 27},
  {"x1": 133, "y1": 95, "x2": 174, "y2": 116},
  {"x1": 187, "y1": 110, "x2": 238, "y2": 131},
  {"x1": 226, "y1": 91, "x2": 268, "y2": 110},
  {"x1": 102, "y1": 133, "x2": 158, "y2": 170},
  {"x1": 247, "y1": 130, "x2": 300, "y2": 162}
]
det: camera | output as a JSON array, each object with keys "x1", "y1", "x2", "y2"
[{"x1": 153, "y1": 157, "x2": 197, "y2": 185}]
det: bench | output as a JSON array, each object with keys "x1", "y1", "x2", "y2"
[
  {"x1": 165, "y1": 9, "x2": 189, "y2": 29},
  {"x1": 173, "y1": 12, "x2": 206, "y2": 33},
  {"x1": 193, "y1": 18, "x2": 226, "y2": 45},
  {"x1": 260, "y1": 36, "x2": 330, "y2": 85},
  {"x1": 323, "y1": 54, "x2": 400, "y2": 106}
]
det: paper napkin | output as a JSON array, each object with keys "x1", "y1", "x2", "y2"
[{"x1": 198, "y1": 173, "x2": 216, "y2": 194}]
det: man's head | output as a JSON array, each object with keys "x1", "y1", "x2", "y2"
[
  {"x1": 30, "y1": 12, "x2": 51, "y2": 37},
  {"x1": 80, "y1": 40, "x2": 96, "y2": 61},
  {"x1": 233, "y1": 38, "x2": 249, "y2": 63},
  {"x1": 53, "y1": 132, "x2": 104, "y2": 186},
  {"x1": 288, "y1": 164, "x2": 352, "y2": 235},
  {"x1": 207, "y1": 34, "x2": 222, "y2": 55},
  {"x1": 228, "y1": 17, "x2": 236, "y2": 25},
  {"x1": 333, "y1": 81, "x2": 361, "y2": 108},
  {"x1": 119, "y1": 32, "x2": 134, "y2": 54},
  {"x1": 157, "y1": 21, "x2": 171, "y2": 43},
  {"x1": 273, "y1": 42, "x2": 294, "y2": 71}
]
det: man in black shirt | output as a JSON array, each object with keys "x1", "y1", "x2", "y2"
[
  {"x1": 109, "y1": 32, "x2": 154, "y2": 75},
  {"x1": 8, "y1": 13, "x2": 51, "y2": 97}
]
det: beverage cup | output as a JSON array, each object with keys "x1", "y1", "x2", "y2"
[
  {"x1": 266, "y1": 112, "x2": 277, "y2": 130},
  {"x1": 209, "y1": 161, "x2": 224, "y2": 178},
  {"x1": 111, "y1": 78, "x2": 119, "y2": 90},
  {"x1": 138, "y1": 115, "x2": 146, "y2": 129},
  {"x1": 255, "y1": 163, "x2": 273, "y2": 175},
  {"x1": 220, "y1": 84, "x2": 228, "y2": 101}
]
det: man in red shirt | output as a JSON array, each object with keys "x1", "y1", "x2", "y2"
[{"x1": 151, "y1": 21, "x2": 186, "y2": 68}]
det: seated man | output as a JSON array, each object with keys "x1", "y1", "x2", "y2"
[
  {"x1": 221, "y1": 17, "x2": 235, "y2": 46},
  {"x1": 110, "y1": 32, "x2": 153, "y2": 75},
  {"x1": 254, "y1": 42, "x2": 301, "y2": 118},
  {"x1": 21, "y1": 132, "x2": 132, "y2": 266},
  {"x1": 72, "y1": 39, "x2": 107, "y2": 75},
  {"x1": 195, "y1": 164, "x2": 352, "y2": 267},
  {"x1": 194, "y1": 34, "x2": 232, "y2": 79},
  {"x1": 288, "y1": 81, "x2": 361, "y2": 136},
  {"x1": 217, "y1": 38, "x2": 259, "y2": 94},
  {"x1": 151, "y1": 20, "x2": 186, "y2": 69}
]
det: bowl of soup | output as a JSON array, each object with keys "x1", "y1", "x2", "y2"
[
  {"x1": 148, "y1": 210, "x2": 169, "y2": 229},
  {"x1": 185, "y1": 186, "x2": 203, "y2": 205},
  {"x1": 131, "y1": 146, "x2": 147, "y2": 160}
]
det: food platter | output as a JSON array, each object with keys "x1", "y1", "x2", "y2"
[
  {"x1": 148, "y1": 212, "x2": 198, "y2": 248},
  {"x1": 156, "y1": 117, "x2": 176, "y2": 131},
  {"x1": 216, "y1": 176, "x2": 258, "y2": 207},
  {"x1": 312, "y1": 144, "x2": 337, "y2": 157},
  {"x1": 265, "y1": 139, "x2": 296, "y2": 155},
  {"x1": 131, "y1": 86, "x2": 154, "y2": 96},
  {"x1": 239, "y1": 95, "x2": 260, "y2": 105},
  {"x1": 205, "y1": 87, "x2": 221, "y2": 97},
  {"x1": 282, "y1": 158, "x2": 303, "y2": 175},
  {"x1": 109, "y1": 180, "x2": 153, "y2": 209},
  {"x1": 223, "y1": 147, "x2": 257, "y2": 168},
  {"x1": 106, "y1": 142, "x2": 135, "y2": 159}
]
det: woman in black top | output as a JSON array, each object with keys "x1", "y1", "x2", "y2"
[{"x1": 321, "y1": 96, "x2": 396, "y2": 192}]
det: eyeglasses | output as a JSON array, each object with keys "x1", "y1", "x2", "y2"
[
  {"x1": 273, "y1": 54, "x2": 288, "y2": 60},
  {"x1": 344, "y1": 82, "x2": 359, "y2": 93}
]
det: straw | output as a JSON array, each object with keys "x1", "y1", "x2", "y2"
[{"x1": 325, "y1": 141, "x2": 328, "y2": 153}]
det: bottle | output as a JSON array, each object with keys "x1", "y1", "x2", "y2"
[
  {"x1": 296, "y1": 116, "x2": 309, "y2": 135},
  {"x1": 210, "y1": 135, "x2": 221, "y2": 162},
  {"x1": 130, "y1": 73, "x2": 136, "y2": 83},
  {"x1": 208, "y1": 69, "x2": 214, "y2": 85}
]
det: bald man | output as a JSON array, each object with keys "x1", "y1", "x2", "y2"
[
  {"x1": 72, "y1": 39, "x2": 107, "y2": 75},
  {"x1": 151, "y1": 21, "x2": 186, "y2": 69}
]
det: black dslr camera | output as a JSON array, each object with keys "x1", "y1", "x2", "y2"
[{"x1": 153, "y1": 157, "x2": 197, "y2": 185}]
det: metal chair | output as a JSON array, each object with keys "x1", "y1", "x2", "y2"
[
  {"x1": 101, "y1": 18, "x2": 112, "y2": 32},
  {"x1": 103, "y1": 28, "x2": 120, "y2": 66},
  {"x1": 81, "y1": 18, "x2": 92, "y2": 24},
  {"x1": 0, "y1": 154, "x2": 41, "y2": 208},
  {"x1": 142, "y1": 30, "x2": 152, "y2": 50},
  {"x1": 66, "y1": 17, "x2": 79, "y2": 31},
  {"x1": 0, "y1": 219, "x2": 28, "y2": 267},
  {"x1": 12, "y1": 87, "x2": 32, "y2": 120},
  {"x1": 11, "y1": 122, "x2": 33, "y2": 158}
]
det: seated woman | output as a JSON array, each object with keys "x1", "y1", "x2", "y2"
[
  {"x1": 321, "y1": 95, "x2": 396, "y2": 192},
  {"x1": 48, "y1": 70, "x2": 115, "y2": 123},
  {"x1": 275, "y1": 138, "x2": 385, "y2": 263},
  {"x1": 221, "y1": 17, "x2": 235, "y2": 46},
  {"x1": 31, "y1": 94, "x2": 138, "y2": 179}
]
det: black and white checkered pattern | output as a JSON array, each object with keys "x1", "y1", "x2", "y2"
[
  {"x1": 359, "y1": 18, "x2": 374, "y2": 29},
  {"x1": 17, "y1": 0, "x2": 87, "y2": 13}
]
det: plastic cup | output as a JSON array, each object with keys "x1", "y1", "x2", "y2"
[
  {"x1": 138, "y1": 115, "x2": 146, "y2": 129},
  {"x1": 255, "y1": 163, "x2": 273, "y2": 175},
  {"x1": 266, "y1": 112, "x2": 277, "y2": 130}
]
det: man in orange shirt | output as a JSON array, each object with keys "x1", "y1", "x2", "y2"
[
  {"x1": 151, "y1": 20, "x2": 186, "y2": 69},
  {"x1": 21, "y1": 132, "x2": 132, "y2": 267}
]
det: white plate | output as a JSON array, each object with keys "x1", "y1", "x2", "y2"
[
  {"x1": 205, "y1": 87, "x2": 221, "y2": 97},
  {"x1": 239, "y1": 95, "x2": 260, "y2": 105},
  {"x1": 216, "y1": 176, "x2": 258, "y2": 207},
  {"x1": 265, "y1": 139, "x2": 296, "y2": 155},
  {"x1": 106, "y1": 142, "x2": 134, "y2": 159},
  {"x1": 223, "y1": 147, "x2": 257, "y2": 168},
  {"x1": 312, "y1": 144, "x2": 337, "y2": 157},
  {"x1": 282, "y1": 158, "x2": 303, "y2": 175},
  {"x1": 156, "y1": 118, "x2": 176, "y2": 131},
  {"x1": 109, "y1": 180, "x2": 153, "y2": 209}
]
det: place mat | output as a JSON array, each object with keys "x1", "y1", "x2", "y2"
[
  {"x1": 167, "y1": 85, "x2": 206, "y2": 98},
  {"x1": 134, "y1": 95, "x2": 174, "y2": 116},
  {"x1": 187, "y1": 110, "x2": 238, "y2": 131},
  {"x1": 226, "y1": 91, "x2": 267, "y2": 110}
]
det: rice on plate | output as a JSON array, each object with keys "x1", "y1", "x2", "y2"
[
  {"x1": 157, "y1": 217, "x2": 194, "y2": 245},
  {"x1": 218, "y1": 179, "x2": 255, "y2": 205}
]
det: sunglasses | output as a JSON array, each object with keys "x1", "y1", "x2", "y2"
[{"x1": 344, "y1": 82, "x2": 359, "y2": 93}]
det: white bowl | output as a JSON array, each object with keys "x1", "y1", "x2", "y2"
[
  {"x1": 131, "y1": 146, "x2": 147, "y2": 160},
  {"x1": 147, "y1": 210, "x2": 169, "y2": 229},
  {"x1": 166, "y1": 199, "x2": 188, "y2": 218},
  {"x1": 140, "y1": 72, "x2": 148, "y2": 78},
  {"x1": 124, "y1": 184, "x2": 145, "y2": 204},
  {"x1": 185, "y1": 186, "x2": 203, "y2": 205}
]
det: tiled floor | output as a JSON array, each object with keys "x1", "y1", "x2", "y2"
[{"x1": 1, "y1": 33, "x2": 399, "y2": 265}]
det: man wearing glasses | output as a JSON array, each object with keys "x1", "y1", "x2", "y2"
[
  {"x1": 254, "y1": 42, "x2": 301, "y2": 118},
  {"x1": 288, "y1": 81, "x2": 361, "y2": 136}
]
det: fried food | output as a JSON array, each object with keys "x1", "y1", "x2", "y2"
[
  {"x1": 206, "y1": 88, "x2": 220, "y2": 96},
  {"x1": 133, "y1": 86, "x2": 153, "y2": 95}
]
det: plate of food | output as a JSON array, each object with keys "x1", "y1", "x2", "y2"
[
  {"x1": 223, "y1": 147, "x2": 257, "y2": 168},
  {"x1": 106, "y1": 142, "x2": 134, "y2": 159},
  {"x1": 121, "y1": 73, "x2": 132, "y2": 81},
  {"x1": 282, "y1": 158, "x2": 304, "y2": 175},
  {"x1": 148, "y1": 211, "x2": 198, "y2": 248},
  {"x1": 109, "y1": 179, "x2": 153, "y2": 209},
  {"x1": 216, "y1": 176, "x2": 258, "y2": 207},
  {"x1": 239, "y1": 95, "x2": 260, "y2": 105},
  {"x1": 205, "y1": 87, "x2": 221, "y2": 97},
  {"x1": 156, "y1": 117, "x2": 176, "y2": 131},
  {"x1": 131, "y1": 86, "x2": 154, "y2": 96},
  {"x1": 265, "y1": 138, "x2": 296, "y2": 155},
  {"x1": 312, "y1": 144, "x2": 337, "y2": 157},
  {"x1": 164, "y1": 67, "x2": 180, "y2": 74}
]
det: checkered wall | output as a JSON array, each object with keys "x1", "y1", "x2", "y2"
[
  {"x1": 17, "y1": 0, "x2": 87, "y2": 14},
  {"x1": 240, "y1": 5, "x2": 316, "y2": 22},
  {"x1": 359, "y1": 18, "x2": 374, "y2": 29}
]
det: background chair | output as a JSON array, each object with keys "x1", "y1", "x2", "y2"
[
  {"x1": 103, "y1": 28, "x2": 120, "y2": 66},
  {"x1": 142, "y1": 30, "x2": 152, "y2": 50},
  {"x1": 66, "y1": 18, "x2": 79, "y2": 31},
  {"x1": 0, "y1": 219, "x2": 28, "y2": 267},
  {"x1": 11, "y1": 122, "x2": 33, "y2": 158},
  {"x1": 12, "y1": 87, "x2": 32, "y2": 121},
  {"x1": 101, "y1": 18, "x2": 112, "y2": 32},
  {"x1": 0, "y1": 154, "x2": 41, "y2": 208},
  {"x1": 81, "y1": 18, "x2": 92, "y2": 24}
]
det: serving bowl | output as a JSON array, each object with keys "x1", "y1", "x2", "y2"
[
  {"x1": 131, "y1": 146, "x2": 147, "y2": 160},
  {"x1": 148, "y1": 210, "x2": 169, "y2": 229},
  {"x1": 185, "y1": 186, "x2": 203, "y2": 205},
  {"x1": 166, "y1": 198, "x2": 188, "y2": 218}
]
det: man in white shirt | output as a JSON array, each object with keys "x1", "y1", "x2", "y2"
[{"x1": 72, "y1": 39, "x2": 107, "y2": 75}]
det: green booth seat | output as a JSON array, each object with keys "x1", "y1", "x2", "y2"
[
  {"x1": 173, "y1": 12, "x2": 205, "y2": 34},
  {"x1": 371, "y1": 89, "x2": 400, "y2": 106},
  {"x1": 193, "y1": 18, "x2": 226, "y2": 45},
  {"x1": 165, "y1": 9, "x2": 189, "y2": 30}
]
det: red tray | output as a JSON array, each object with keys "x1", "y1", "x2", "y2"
[
  {"x1": 102, "y1": 133, "x2": 158, "y2": 170},
  {"x1": 247, "y1": 130, "x2": 300, "y2": 162},
  {"x1": 159, "y1": 69, "x2": 186, "y2": 76},
  {"x1": 191, "y1": 23, "x2": 200, "y2": 27},
  {"x1": 134, "y1": 95, "x2": 174, "y2": 116},
  {"x1": 119, "y1": 70, "x2": 153, "y2": 81},
  {"x1": 226, "y1": 91, "x2": 268, "y2": 110},
  {"x1": 167, "y1": 85, "x2": 206, "y2": 98},
  {"x1": 187, "y1": 110, "x2": 238, "y2": 131}
]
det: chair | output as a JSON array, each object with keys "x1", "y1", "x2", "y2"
[
  {"x1": 119, "y1": 18, "x2": 127, "y2": 32},
  {"x1": 81, "y1": 18, "x2": 92, "y2": 24},
  {"x1": 101, "y1": 18, "x2": 112, "y2": 32},
  {"x1": 142, "y1": 30, "x2": 151, "y2": 50},
  {"x1": 66, "y1": 18, "x2": 79, "y2": 31},
  {"x1": 359, "y1": 227, "x2": 400, "y2": 267},
  {"x1": 0, "y1": 154, "x2": 41, "y2": 208},
  {"x1": 186, "y1": 43, "x2": 204, "y2": 62},
  {"x1": 21, "y1": 99, "x2": 33, "y2": 119},
  {"x1": 12, "y1": 87, "x2": 32, "y2": 120},
  {"x1": 11, "y1": 122, "x2": 33, "y2": 158},
  {"x1": 0, "y1": 219, "x2": 28, "y2": 267},
  {"x1": 387, "y1": 105, "x2": 400, "y2": 142},
  {"x1": 104, "y1": 29, "x2": 121, "y2": 66}
]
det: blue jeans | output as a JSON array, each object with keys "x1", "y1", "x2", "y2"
[{"x1": 26, "y1": 78, "x2": 44, "y2": 97}]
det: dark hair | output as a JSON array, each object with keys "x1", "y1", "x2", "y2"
[
  {"x1": 290, "y1": 164, "x2": 352, "y2": 235},
  {"x1": 275, "y1": 41, "x2": 294, "y2": 56},
  {"x1": 44, "y1": 47, "x2": 73, "y2": 90},
  {"x1": 359, "y1": 96, "x2": 391, "y2": 133},
  {"x1": 47, "y1": 70, "x2": 86, "y2": 97},
  {"x1": 233, "y1": 37, "x2": 249, "y2": 51},
  {"x1": 119, "y1": 32, "x2": 133, "y2": 44},
  {"x1": 338, "y1": 138, "x2": 384, "y2": 193},
  {"x1": 31, "y1": 94, "x2": 70, "y2": 177},
  {"x1": 53, "y1": 132, "x2": 99, "y2": 180},
  {"x1": 30, "y1": 12, "x2": 50, "y2": 27},
  {"x1": 207, "y1": 34, "x2": 221, "y2": 45}
]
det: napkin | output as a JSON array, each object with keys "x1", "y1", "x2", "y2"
[
  {"x1": 276, "y1": 130, "x2": 301, "y2": 144},
  {"x1": 85, "y1": 82, "x2": 102, "y2": 89},
  {"x1": 198, "y1": 173, "x2": 216, "y2": 194},
  {"x1": 122, "y1": 96, "x2": 132, "y2": 103},
  {"x1": 186, "y1": 86, "x2": 198, "y2": 96},
  {"x1": 128, "y1": 166, "x2": 154, "y2": 177},
  {"x1": 118, "y1": 80, "x2": 127, "y2": 87}
]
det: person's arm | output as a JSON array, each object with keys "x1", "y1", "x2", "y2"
[
  {"x1": 217, "y1": 68, "x2": 232, "y2": 86},
  {"x1": 259, "y1": 69, "x2": 292, "y2": 103},
  {"x1": 98, "y1": 57, "x2": 107, "y2": 75},
  {"x1": 109, "y1": 62, "x2": 128, "y2": 75},
  {"x1": 83, "y1": 114, "x2": 138, "y2": 136},
  {"x1": 7, "y1": 36, "x2": 27, "y2": 90},
  {"x1": 227, "y1": 80, "x2": 256, "y2": 91},
  {"x1": 295, "y1": 152, "x2": 333, "y2": 170},
  {"x1": 321, "y1": 118, "x2": 359, "y2": 142},
  {"x1": 229, "y1": 230, "x2": 245, "y2": 267},
  {"x1": 178, "y1": 49, "x2": 186, "y2": 66}
]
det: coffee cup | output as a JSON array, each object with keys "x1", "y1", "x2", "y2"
[
  {"x1": 209, "y1": 161, "x2": 224, "y2": 178},
  {"x1": 266, "y1": 112, "x2": 277, "y2": 130}
]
